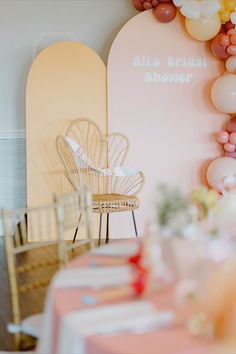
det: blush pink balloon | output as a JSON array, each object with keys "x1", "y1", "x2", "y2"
[
  {"x1": 224, "y1": 142, "x2": 235, "y2": 152},
  {"x1": 230, "y1": 34, "x2": 236, "y2": 45},
  {"x1": 229, "y1": 132, "x2": 236, "y2": 144},
  {"x1": 143, "y1": 1, "x2": 153, "y2": 9},
  {"x1": 225, "y1": 151, "x2": 236, "y2": 158},
  {"x1": 219, "y1": 34, "x2": 230, "y2": 46},
  {"x1": 227, "y1": 45, "x2": 236, "y2": 55},
  {"x1": 227, "y1": 28, "x2": 236, "y2": 35},
  {"x1": 228, "y1": 117, "x2": 236, "y2": 132},
  {"x1": 216, "y1": 130, "x2": 229, "y2": 143}
]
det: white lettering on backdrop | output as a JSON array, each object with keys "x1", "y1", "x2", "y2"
[{"x1": 132, "y1": 56, "x2": 208, "y2": 84}]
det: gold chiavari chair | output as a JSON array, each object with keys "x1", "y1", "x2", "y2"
[
  {"x1": 56, "y1": 118, "x2": 144, "y2": 245},
  {"x1": 1, "y1": 190, "x2": 93, "y2": 351},
  {"x1": 55, "y1": 189, "x2": 94, "y2": 264}
]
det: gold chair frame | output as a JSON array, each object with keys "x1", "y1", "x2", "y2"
[{"x1": 1, "y1": 190, "x2": 93, "y2": 350}]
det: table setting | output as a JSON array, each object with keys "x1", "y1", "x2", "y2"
[{"x1": 37, "y1": 185, "x2": 236, "y2": 354}]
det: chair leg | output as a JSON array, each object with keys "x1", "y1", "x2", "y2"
[
  {"x1": 98, "y1": 213, "x2": 102, "y2": 246},
  {"x1": 105, "y1": 213, "x2": 109, "y2": 244},
  {"x1": 72, "y1": 213, "x2": 82, "y2": 243},
  {"x1": 131, "y1": 210, "x2": 138, "y2": 237}
]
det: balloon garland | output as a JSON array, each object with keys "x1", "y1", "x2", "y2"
[{"x1": 132, "y1": 0, "x2": 236, "y2": 194}]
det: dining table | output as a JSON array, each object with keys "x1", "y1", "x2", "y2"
[{"x1": 37, "y1": 238, "x2": 217, "y2": 354}]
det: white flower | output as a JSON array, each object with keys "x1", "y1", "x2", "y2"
[{"x1": 173, "y1": 0, "x2": 221, "y2": 20}]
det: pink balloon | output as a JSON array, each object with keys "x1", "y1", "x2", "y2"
[
  {"x1": 227, "y1": 28, "x2": 236, "y2": 35},
  {"x1": 225, "y1": 150, "x2": 236, "y2": 158},
  {"x1": 227, "y1": 45, "x2": 236, "y2": 55},
  {"x1": 219, "y1": 34, "x2": 230, "y2": 47},
  {"x1": 211, "y1": 34, "x2": 230, "y2": 60},
  {"x1": 216, "y1": 130, "x2": 229, "y2": 144},
  {"x1": 224, "y1": 142, "x2": 235, "y2": 152},
  {"x1": 229, "y1": 132, "x2": 236, "y2": 144},
  {"x1": 230, "y1": 34, "x2": 236, "y2": 45},
  {"x1": 228, "y1": 117, "x2": 236, "y2": 132},
  {"x1": 143, "y1": 1, "x2": 153, "y2": 9}
]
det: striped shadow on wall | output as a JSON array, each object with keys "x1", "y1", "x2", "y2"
[{"x1": 0, "y1": 130, "x2": 26, "y2": 235}]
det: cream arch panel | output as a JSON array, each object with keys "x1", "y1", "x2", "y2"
[
  {"x1": 107, "y1": 10, "x2": 227, "y2": 237},
  {"x1": 26, "y1": 41, "x2": 107, "y2": 207}
]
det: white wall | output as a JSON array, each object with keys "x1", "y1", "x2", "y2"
[
  {"x1": 0, "y1": 0, "x2": 137, "y2": 131},
  {"x1": 0, "y1": 0, "x2": 137, "y2": 215}
]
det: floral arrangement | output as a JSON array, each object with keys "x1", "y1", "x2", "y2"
[
  {"x1": 156, "y1": 184, "x2": 219, "y2": 238},
  {"x1": 132, "y1": 0, "x2": 236, "y2": 193}
]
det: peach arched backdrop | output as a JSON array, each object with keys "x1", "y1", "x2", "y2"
[{"x1": 107, "y1": 10, "x2": 227, "y2": 237}]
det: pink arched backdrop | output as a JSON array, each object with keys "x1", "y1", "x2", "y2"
[{"x1": 107, "y1": 10, "x2": 227, "y2": 237}]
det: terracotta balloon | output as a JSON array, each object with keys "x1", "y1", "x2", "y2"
[
  {"x1": 225, "y1": 21, "x2": 235, "y2": 31},
  {"x1": 211, "y1": 34, "x2": 230, "y2": 60},
  {"x1": 153, "y1": 2, "x2": 176, "y2": 23},
  {"x1": 228, "y1": 117, "x2": 236, "y2": 132},
  {"x1": 207, "y1": 157, "x2": 236, "y2": 191},
  {"x1": 185, "y1": 14, "x2": 221, "y2": 41},
  {"x1": 132, "y1": 0, "x2": 144, "y2": 11},
  {"x1": 211, "y1": 73, "x2": 236, "y2": 114}
]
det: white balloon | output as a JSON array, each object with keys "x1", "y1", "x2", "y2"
[
  {"x1": 181, "y1": 1, "x2": 201, "y2": 20},
  {"x1": 231, "y1": 12, "x2": 236, "y2": 25},
  {"x1": 200, "y1": 0, "x2": 221, "y2": 18},
  {"x1": 173, "y1": 0, "x2": 184, "y2": 7},
  {"x1": 226, "y1": 56, "x2": 236, "y2": 74}
]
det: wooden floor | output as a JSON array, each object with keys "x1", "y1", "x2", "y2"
[{"x1": 0, "y1": 237, "x2": 92, "y2": 351}]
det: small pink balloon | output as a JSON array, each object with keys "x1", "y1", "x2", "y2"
[
  {"x1": 228, "y1": 117, "x2": 236, "y2": 132},
  {"x1": 227, "y1": 28, "x2": 236, "y2": 35},
  {"x1": 224, "y1": 142, "x2": 235, "y2": 152},
  {"x1": 229, "y1": 132, "x2": 236, "y2": 144},
  {"x1": 219, "y1": 34, "x2": 230, "y2": 47},
  {"x1": 225, "y1": 150, "x2": 236, "y2": 158},
  {"x1": 227, "y1": 45, "x2": 236, "y2": 55},
  {"x1": 143, "y1": 1, "x2": 153, "y2": 9},
  {"x1": 230, "y1": 34, "x2": 236, "y2": 45},
  {"x1": 216, "y1": 130, "x2": 229, "y2": 143}
]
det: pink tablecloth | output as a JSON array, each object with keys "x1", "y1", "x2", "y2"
[{"x1": 38, "y1": 240, "x2": 216, "y2": 354}]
